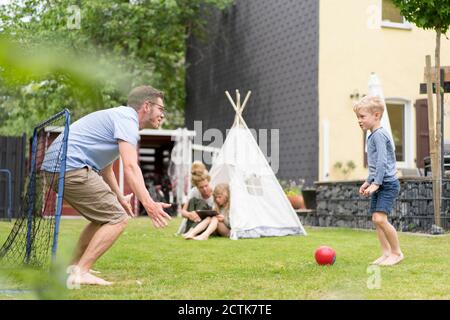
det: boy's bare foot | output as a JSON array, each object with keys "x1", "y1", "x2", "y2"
[
  {"x1": 371, "y1": 254, "x2": 390, "y2": 265},
  {"x1": 379, "y1": 252, "x2": 404, "y2": 266},
  {"x1": 68, "y1": 271, "x2": 113, "y2": 286},
  {"x1": 193, "y1": 235, "x2": 208, "y2": 241}
]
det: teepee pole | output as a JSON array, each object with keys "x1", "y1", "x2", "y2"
[
  {"x1": 226, "y1": 91, "x2": 239, "y2": 126},
  {"x1": 236, "y1": 90, "x2": 241, "y2": 126},
  {"x1": 241, "y1": 91, "x2": 252, "y2": 113},
  {"x1": 236, "y1": 90, "x2": 241, "y2": 109},
  {"x1": 225, "y1": 90, "x2": 237, "y2": 109},
  {"x1": 232, "y1": 103, "x2": 250, "y2": 129},
  {"x1": 225, "y1": 90, "x2": 250, "y2": 129}
]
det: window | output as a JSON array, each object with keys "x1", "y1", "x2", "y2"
[
  {"x1": 386, "y1": 102, "x2": 405, "y2": 161},
  {"x1": 381, "y1": 0, "x2": 412, "y2": 29},
  {"x1": 385, "y1": 99, "x2": 413, "y2": 168},
  {"x1": 382, "y1": 0, "x2": 403, "y2": 23},
  {"x1": 245, "y1": 174, "x2": 264, "y2": 196}
]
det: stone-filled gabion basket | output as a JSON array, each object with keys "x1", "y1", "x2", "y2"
[{"x1": 307, "y1": 178, "x2": 450, "y2": 233}]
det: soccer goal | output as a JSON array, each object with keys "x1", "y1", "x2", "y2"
[{"x1": 0, "y1": 109, "x2": 70, "y2": 268}]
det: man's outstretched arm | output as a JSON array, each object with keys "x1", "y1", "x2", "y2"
[
  {"x1": 100, "y1": 163, "x2": 134, "y2": 216},
  {"x1": 118, "y1": 140, "x2": 171, "y2": 228}
]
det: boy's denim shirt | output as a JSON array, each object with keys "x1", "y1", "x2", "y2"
[{"x1": 367, "y1": 127, "x2": 398, "y2": 185}]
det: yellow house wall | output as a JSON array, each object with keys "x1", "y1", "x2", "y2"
[{"x1": 319, "y1": 0, "x2": 450, "y2": 182}]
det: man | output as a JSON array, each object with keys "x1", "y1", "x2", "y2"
[{"x1": 43, "y1": 85, "x2": 171, "y2": 285}]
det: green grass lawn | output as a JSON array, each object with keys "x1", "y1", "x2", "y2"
[{"x1": 0, "y1": 217, "x2": 449, "y2": 300}]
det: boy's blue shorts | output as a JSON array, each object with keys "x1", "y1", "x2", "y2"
[{"x1": 370, "y1": 180, "x2": 400, "y2": 215}]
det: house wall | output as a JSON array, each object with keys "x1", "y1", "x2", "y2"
[
  {"x1": 318, "y1": 0, "x2": 450, "y2": 182},
  {"x1": 185, "y1": 0, "x2": 320, "y2": 185}
]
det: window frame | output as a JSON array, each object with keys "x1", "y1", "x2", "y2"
[
  {"x1": 380, "y1": 0, "x2": 412, "y2": 30},
  {"x1": 385, "y1": 97, "x2": 413, "y2": 169}
]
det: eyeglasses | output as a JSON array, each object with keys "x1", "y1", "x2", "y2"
[{"x1": 146, "y1": 100, "x2": 165, "y2": 114}]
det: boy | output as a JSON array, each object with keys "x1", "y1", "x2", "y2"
[{"x1": 354, "y1": 96, "x2": 404, "y2": 266}]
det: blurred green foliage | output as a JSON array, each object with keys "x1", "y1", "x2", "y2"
[
  {"x1": 0, "y1": 0, "x2": 233, "y2": 136},
  {"x1": 0, "y1": 262, "x2": 69, "y2": 300},
  {"x1": 392, "y1": 0, "x2": 450, "y2": 34}
]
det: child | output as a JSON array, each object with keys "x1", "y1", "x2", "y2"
[
  {"x1": 183, "y1": 183, "x2": 231, "y2": 240},
  {"x1": 354, "y1": 96, "x2": 404, "y2": 266}
]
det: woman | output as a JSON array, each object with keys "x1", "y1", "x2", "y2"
[
  {"x1": 183, "y1": 183, "x2": 231, "y2": 240},
  {"x1": 178, "y1": 161, "x2": 214, "y2": 234}
]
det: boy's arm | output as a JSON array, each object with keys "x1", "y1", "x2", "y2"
[
  {"x1": 365, "y1": 138, "x2": 374, "y2": 184},
  {"x1": 372, "y1": 133, "x2": 388, "y2": 186},
  {"x1": 359, "y1": 181, "x2": 370, "y2": 195}
]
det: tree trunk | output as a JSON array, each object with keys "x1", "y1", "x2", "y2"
[
  {"x1": 434, "y1": 29, "x2": 442, "y2": 227},
  {"x1": 426, "y1": 56, "x2": 439, "y2": 229}
]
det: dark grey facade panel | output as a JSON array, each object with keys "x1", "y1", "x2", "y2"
[
  {"x1": 0, "y1": 135, "x2": 26, "y2": 219},
  {"x1": 185, "y1": 0, "x2": 319, "y2": 185}
]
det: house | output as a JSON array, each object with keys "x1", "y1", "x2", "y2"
[{"x1": 184, "y1": 0, "x2": 450, "y2": 185}]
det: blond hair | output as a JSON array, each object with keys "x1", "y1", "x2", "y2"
[
  {"x1": 353, "y1": 95, "x2": 384, "y2": 116},
  {"x1": 191, "y1": 161, "x2": 211, "y2": 187},
  {"x1": 213, "y1": 183, "x2": 230, "y2": 216},
  {"x1": 191, "y1": 161, "x2": 206, "y2": 174}
]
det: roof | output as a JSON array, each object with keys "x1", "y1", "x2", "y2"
[
  {"x1": 139, "y1": 129, "x2": 196, "y2": 137},
  {"x1": 45, "y1": 126, "x2": 196, "y2": 137}
]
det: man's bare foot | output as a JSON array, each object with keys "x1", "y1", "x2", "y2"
[
  {"x1": 371, "y1": 254, "x2": 390, "y2": 265},
  {"x1": 379, "y1": 252, "x2": 404, "y2": 266},
  {"x1": 68, "y1": 271, "x2": 113, "y2": 286},
  {"x1": 68, "y1": 265, "x2": 101, "y2": 274},
  {"x1": 193, "y1": 235, "x2": 208, "y2": 241}
]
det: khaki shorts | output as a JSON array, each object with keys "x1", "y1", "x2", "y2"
[{"x1": 47, "y1": 167, "x2": 127, "y2": 225}]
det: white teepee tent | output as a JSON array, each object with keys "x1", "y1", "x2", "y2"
[{"x1": 209, "y1": 90, "x2": 307, "y2": 240}]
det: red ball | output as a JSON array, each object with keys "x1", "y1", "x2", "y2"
[{"x1": 315, "y1": 246, "x2": 336, "y2": 265}]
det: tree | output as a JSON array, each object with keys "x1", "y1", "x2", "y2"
[
  {"x1": 0, "y1": 0, "x2": 233, "y2": 136},
  {"x1": 392, "y1": 0, "x2": 450, "y2": 228}
]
